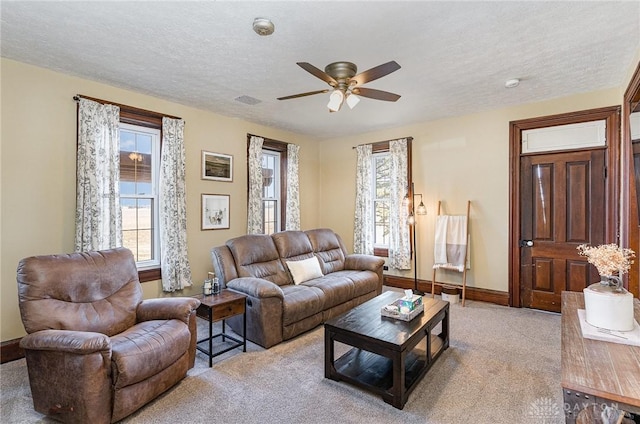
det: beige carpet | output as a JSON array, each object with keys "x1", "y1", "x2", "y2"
[{"x1": 0, "y1": 296, "x2": 563, "y2": 423}]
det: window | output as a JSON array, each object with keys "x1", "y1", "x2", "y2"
[
  {"x1": 248, "y1": 135, "x2": 289, "y2": 235},
  {"x1": 118, "y1": 104, "x2": 167, "y2": 282},
  {"x1": 119, "y1": 123, "x2": 160, "y2": 269},
  {"x1": 76, "y1": 95, "x2": 176, "y2": 282},
  {"x1": 369, "y1": 138, "x2": 412, "y2": 257},
  {"x1": 262, "y1": 150, "x2": 281, "y2": 235},
  {"x1": 373, "y1": 152, "x2": 391, "y2": 249}
]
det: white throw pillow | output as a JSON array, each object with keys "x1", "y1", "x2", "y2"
[{"x1": 286, "y1": 256, "x2": 323, "y2": 285}]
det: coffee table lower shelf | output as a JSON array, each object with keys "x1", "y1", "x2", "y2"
[{"x1": 332, "y1": 334, "x2": 445, "y2": 393}]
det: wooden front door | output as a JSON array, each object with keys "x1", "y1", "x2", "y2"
[
  {"x1": 519, "y1": 150, "x2": 606, "y2": 311},
  {"x1": 509, "y1": 106, "x2": 620, "y2": 313}
]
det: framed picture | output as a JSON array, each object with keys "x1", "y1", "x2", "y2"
[
  {"x1": 201, "y1": 194, "x2": 230, "y2": 230},
  {"x1": 202, "y1": 151, "x2": 233, "y2": 182}
]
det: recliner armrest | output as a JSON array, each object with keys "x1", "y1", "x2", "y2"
[
  {"x1": 227, "y1": 277, "x2": 284, "y2": 299},
  {"x1": 136, "y1": 297, "x2": 201, "y2": 325},
  {"x1": 344, "y1": 254, "x2": 385, "y2": 272},
  {"x1": 20, "y1": 329, "x2": 111, "y2": 355}
]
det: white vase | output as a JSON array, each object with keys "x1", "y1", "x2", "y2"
[{"x1": 583, "y1": 275, "x2": 634, "y2": 332}]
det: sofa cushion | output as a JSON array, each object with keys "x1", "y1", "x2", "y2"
[
  {"x1": 211, "y1": 246, "x2": 239, "y2": 286},
  {"x1": 332, "y1": 270, "x2": 380, "y2": 298},
  {"x1": 111, "y1": 319, "x2": 190, "y2": 389},
  {"x1": 281, "y1": 285, "x2": 324, "y2": 326},
  {"x1": 286, "y1": 257, "x2": 324, "y2": 285},
  {"x1": 227, "y1": 234, "x2": 291, "y2": 286},
  {"x1": 301, "y1": 274, "x2": 355, "y2": 309},
  {"x1": 272, "y1": 230, "x2": 314, "y2": 260},
  {"x1": 305, "y1": 229, "x2": 346, "y2": 274}
]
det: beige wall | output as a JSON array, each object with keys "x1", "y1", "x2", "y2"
[
  {"x1": 2, "y1": 55, "x2": 636, "y2": 342},
  {"x1": 318, "y1": 88, "x2": 622, "y2": 292},
  {"x1": 0, "y1": 58, "x2": 320, "y2": 341}
]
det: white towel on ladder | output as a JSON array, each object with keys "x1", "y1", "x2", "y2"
[{"x1": 433, "y1": 215, "x2": 469, "y2": 272}]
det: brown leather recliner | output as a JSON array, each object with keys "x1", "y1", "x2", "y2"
[{"x1": 17, "y1": 247, "x2": 201, "y2": 423}]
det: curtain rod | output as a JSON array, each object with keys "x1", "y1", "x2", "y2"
[
  {"x1": 247, "y1": 133, "x2": 290, "y2": 145},
  {"x1": 351, "y1": 136, "x2": 413, "y2": 149},
  {"x1": 73, "y1": 94, "x2": 183, "y2": 121}
]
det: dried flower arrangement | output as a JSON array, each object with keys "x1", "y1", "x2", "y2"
[{"x1": 577, "y1": 243, "x2": 635, "y2": 277}]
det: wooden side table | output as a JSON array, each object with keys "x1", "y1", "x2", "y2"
[{"x1": 194, "y1": 289, "x2": 247, "y2": 367}]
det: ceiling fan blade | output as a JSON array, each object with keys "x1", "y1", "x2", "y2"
[
  {"x1": 350, "y1": 61, "x2": 401, "y2": 86},
  {"x1": 297, "y1": 62, "x2": 338, "y2": 86},
  {"x1": 277, "y1": 89, "x2": 329, "y2": 101},
  {"x1": 353, "y1": 87, "x2": 401, "y2": 102}
]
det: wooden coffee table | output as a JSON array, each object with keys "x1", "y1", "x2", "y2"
[
  {"x1": 324, "y1": 291, "x2": 450, "y2": 409},
  {"x1": 194, "y1": 289, "x2": 247, "y2": 367}
]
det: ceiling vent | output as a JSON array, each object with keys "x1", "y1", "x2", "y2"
[{"x1": 235, "y1": 95, "x2": 262, "y2": 105}]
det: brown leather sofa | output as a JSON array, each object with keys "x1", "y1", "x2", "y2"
[
  {"x1": 17, "y1": 247, "x2": 201, "y2": 424},
  {"x1": 211, "y1": 228, "x2": 385, "y2": 348}
]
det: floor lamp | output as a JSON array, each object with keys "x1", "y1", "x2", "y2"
[{"x1": 404, "y1": 182, "x2": 427, "y2": 295}]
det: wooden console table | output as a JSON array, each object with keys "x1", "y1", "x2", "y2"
[{"x1": 561, "y1": 291, "x2": 640, "y2": 423}]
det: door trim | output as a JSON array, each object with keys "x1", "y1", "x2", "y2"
[
  {"x1": 509, "y1": 106, "x2": 620, "y2": 307},
  {"x1": 622, "y1": 60, "x2": 640, "y2": 299}
]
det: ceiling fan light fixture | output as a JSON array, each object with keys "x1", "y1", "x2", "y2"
[
  {"x1": 327, "y1": 89, "x2": 345, "y2": 112},
  {"x1": 346, "y1": 93, "x2": 360, "y2": 109},
  {"x1": 278, "y1": 60, "x2": 401, "y2": 111}
]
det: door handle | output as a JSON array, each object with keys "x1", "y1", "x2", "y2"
[{"x1": 519, "y1": 240, "x2": 534, "y2": 247}]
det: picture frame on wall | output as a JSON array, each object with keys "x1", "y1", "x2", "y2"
[
  {"x1": 201, "y1": 194, "x2": 230, "y2": 230},
  {"x1": 202, "y1": 151, "x2": 233, "y2": 182}
]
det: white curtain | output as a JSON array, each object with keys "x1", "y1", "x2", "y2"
[
  {"x1": 75, "y1": 98, "x2": 122, "y2": 252},
  {"x1": 286, "y1": 143, "x2": 301, "y2": 230},
  {"x1": 159, "y1": 117, "x2": 192, "y2": 292},
  {"x1": 353, "y1": 144, "x2": 374, "y2": 254},
  {"x1": 388, "y1": 139, "x2": 411, "y2": 269},
  {"x1": 247, "y1": 135, "x2": 264, "y2": 234}
]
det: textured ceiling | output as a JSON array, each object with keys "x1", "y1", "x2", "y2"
[{"x1": 1, "y1": 1, "x2": 639, "y2": 139}]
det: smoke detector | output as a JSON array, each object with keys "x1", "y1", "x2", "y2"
[
  {"x1": 253, "y1": 18, "x2": 275, "y2": 36},
  {"x1": 505, "y1": 78, "x2": 520, "y2": 88}
]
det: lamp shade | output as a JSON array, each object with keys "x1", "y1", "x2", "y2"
[
  {"x1": 346, "y1": 93, "x2": 360, "y2": 109},
  {"x1": 327, "y1": 90, "x2": 345, "y2": 112},
  {"x1": 416, "y1": 201, "x2": 427, "y2": 215}
]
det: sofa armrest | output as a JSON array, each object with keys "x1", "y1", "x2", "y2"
[
  {"x1": 136, "y1": 297, "x2": 201, "y2": 326},
  {"x1": 226, "y1": 277, "x2": 284, "y2": 300},
  {"x1": 344, "y1": 254, "x2": 385, "y2": 272},
  {"x1": 344, "y1": 254, "x2": 385, "y2": 295},
  {"x1": 20, "y1": 329, "x2": 111, "y2": 355}
]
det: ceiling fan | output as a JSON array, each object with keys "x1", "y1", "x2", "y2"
[{"x1": 277, "y1": 61, "x2": 401, "y2": 112}]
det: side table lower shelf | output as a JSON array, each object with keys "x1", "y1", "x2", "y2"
[{"x1": 193, "y1": 290, "x2": 247, "y2": 367}]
